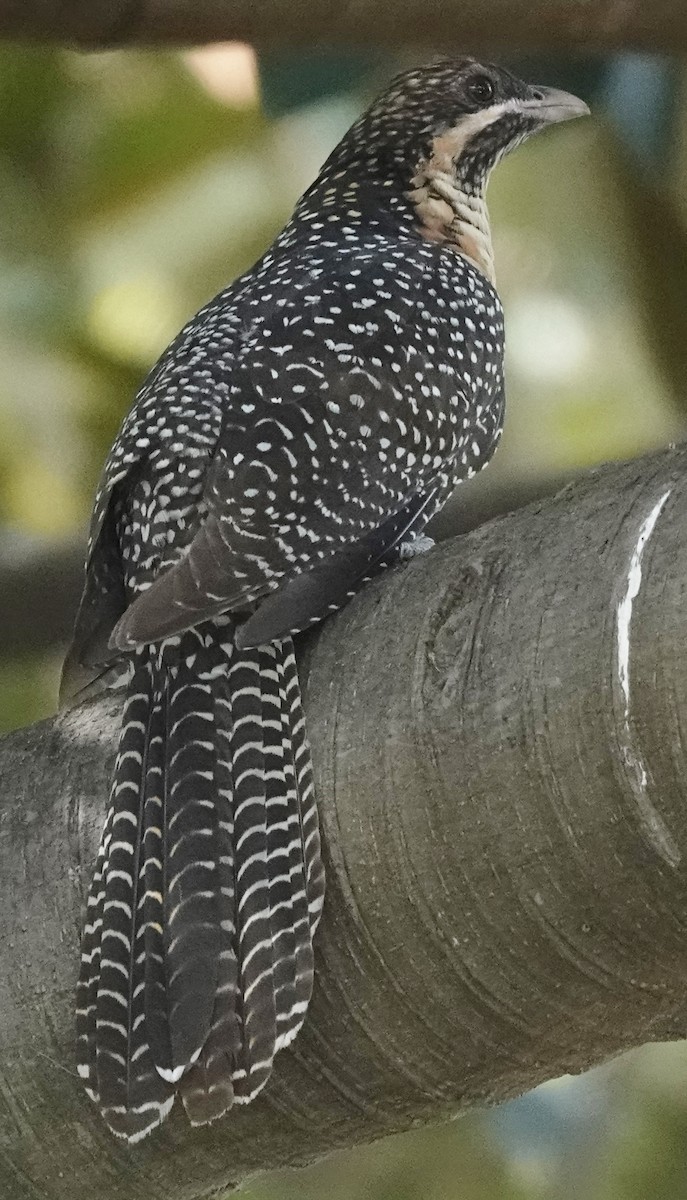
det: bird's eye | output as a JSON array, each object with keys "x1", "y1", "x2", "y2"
[{"x1": 467, "y1": 75, "x2": 495, "y2": 105}]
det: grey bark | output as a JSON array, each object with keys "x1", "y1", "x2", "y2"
[
  {"x1": 2, "y1": 444, "x2": 687, "y2": 1199},
  {"x1": 0, "y1": 0, "x2": 684, "y2": 53}
]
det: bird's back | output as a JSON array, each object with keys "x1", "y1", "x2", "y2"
[{"x1": 73, "y1": 231, "x2": 504, "y2": 670}]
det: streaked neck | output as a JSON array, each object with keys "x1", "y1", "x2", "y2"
[{"x1": 407, "y1": 127, "x2": 495, "y2": 284}]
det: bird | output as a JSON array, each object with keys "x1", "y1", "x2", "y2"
[{"x1": 62, "y1": 57, "x2": 589, "y2": 1143}]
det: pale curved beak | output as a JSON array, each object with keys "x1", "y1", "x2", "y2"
[{"x1": 518, "y1": 85, "x2": 590, "y2": 125}]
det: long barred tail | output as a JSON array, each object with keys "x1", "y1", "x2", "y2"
[{"x1": 76, "y1": 625, "x2": 325, "y2": 1142}]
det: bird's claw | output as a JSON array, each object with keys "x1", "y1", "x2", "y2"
[{"x1": 399, "y1": 535, "x2": 435, "y2": 560}]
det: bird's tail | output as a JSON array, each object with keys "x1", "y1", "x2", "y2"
[{"x1": 76, "y1": 623, "x2": 324, "y2": 1143}]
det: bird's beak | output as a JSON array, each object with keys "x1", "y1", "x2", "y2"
[{"x1": 516, "y1": 86, "x2": 590, "y2": 125}]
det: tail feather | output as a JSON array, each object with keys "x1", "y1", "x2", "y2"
[
  {"x1": 76, "y1": 800, "x2": 110, "y2": 1094},
  {"x1": 180, "y1": 643, "x2": 241, "y2": 1125},
  {"x1": 275, "y1": 643, "x2": 316, "y2": 1040},
  {"x1": 261, "y1": 644, "x2": 300, "y2": 1047},
  {"x1": 142, "y1": 680, "x2": 172, "y2": 1076},
  {"x1": 96, "y1": 680, "x2": 150, "y2": 1109},
  {"x1": 280, "y1": 645, "x2": 326, "y2": 934},
  {"x1": 78, "y1": 626, "x2": 324, "y2": 1140},
  {"x1": 162, "y1": 658, "x2": 221, "y2": 1074},
  {"x1": 229, "y1": 649, "x2": 277, "y2": 1102},
  {"x1": 82, "y1": 675, "x2": 175, "y2": 1140}
]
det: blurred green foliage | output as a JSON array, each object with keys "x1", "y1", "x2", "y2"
[
  {"x1": 1, "y1": 40, "x2": 687, "y2": 1199},
  {"x1": 239, "y1": 1047, "x2": 687, "y2": 1200}
]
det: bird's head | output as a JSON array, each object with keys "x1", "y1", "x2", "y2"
[
  {"x1": 326, "y1": 58, "x2": 589, "y2": 282},
  {"x1": 363, "y1": 58, "x2": 589, "y2": 188}
]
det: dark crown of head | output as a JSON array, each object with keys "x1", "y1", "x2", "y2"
[{"x1": 369, "y1": 59, "x2": 532, "y2": 130}]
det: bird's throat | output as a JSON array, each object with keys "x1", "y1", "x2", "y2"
[{"x1": 408, "y1": 130, "x2": 496, "y2": 284}]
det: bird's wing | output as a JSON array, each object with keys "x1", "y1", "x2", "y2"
[
  {"x1": 108, "y1": 253, "x2": 461, "y2": 650},
  {"x1": 60, "y1": 313, "x2": 236, "y2": 701},
  {"x1": 233, "y1": 488, "x2": 438, "y2": 648}
]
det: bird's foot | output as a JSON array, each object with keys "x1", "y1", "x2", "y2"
[{"x1": 398, "y1": 535, "x2": 435, "y2": 560}]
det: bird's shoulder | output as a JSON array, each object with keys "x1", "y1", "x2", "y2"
[{"x1": 215, "y1": 234, "x2": 500, "y2": 385}]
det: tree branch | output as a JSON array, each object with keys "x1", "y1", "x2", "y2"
[
  {"x1": 0, "y1": 0, "x2": 684, "y2": 53},
  {"x1": 2, "y1": 444, "x2": 687, "y2": 1199},
  {"x1": 0, "y1": 473, "x2": 574, "y2": 657}
]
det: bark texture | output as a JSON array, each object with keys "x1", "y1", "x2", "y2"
[
  {"x1": 0, "y1": 0, "x2": 684, "y2": 52},
  {"x1": 1, "y1": 445, "x2": 687, "y2": 1199}
]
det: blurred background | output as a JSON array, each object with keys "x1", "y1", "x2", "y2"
[{"x1": 1, "y1": 40, "x2": 687, "y2": 1199}]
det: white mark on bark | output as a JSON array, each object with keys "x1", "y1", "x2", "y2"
[{"x1": 615, "y1": 488, "x2": 679, "y2": 866}]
